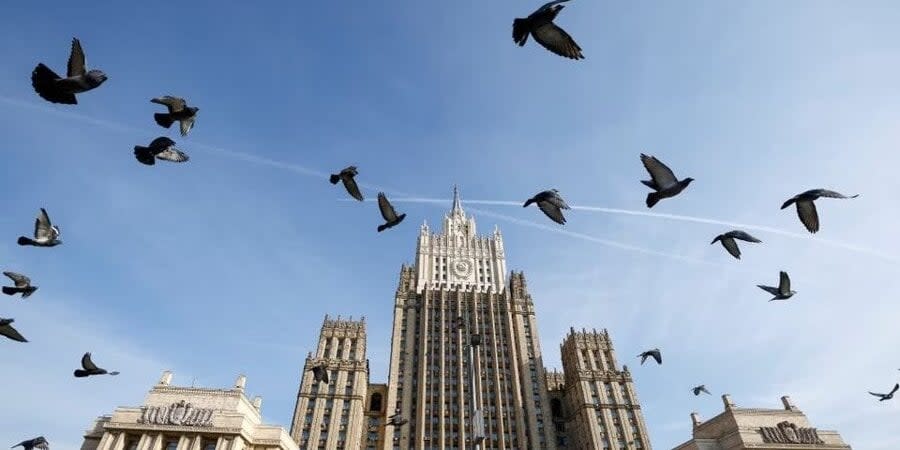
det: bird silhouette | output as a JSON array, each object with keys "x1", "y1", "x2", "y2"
[
  {"x1": 310, "y1": 364, "x2": 329, "y2": 384},
  {"x1": 31, "y1": 38, "x2": 107, "y2": 105},
  {"x1": 17, "y1": 208, "x2": 62, "y2": 247},
  {"x1": 0, "y1": 318, "x2": 27, "y2": 343},
  {"x1": 377, "y1": 193, "x2": 406, "y2": 232},
  {"x1": 73, "y1": 352, "x2": 120, "y2": 377},
  {"x1": 513, "y1": 0, "x2": 584, "y2": 59},
  {"x1": 133, "y1": 136, "x2": 189, "y2": 166},
  {"x1": 640, "y1": 154, "x2": 694, "y2": 208},
  {"x1": 2, "y1": 272, "x2": 38, "y2": 299},
  {"x1": 710, "y1": 230, "x2": 762, "y2": 260},
  {"x1": 780, "y1": 189, "x2": 859, "y2": 234},
  {"x1": 757, "y1": 271, "x2": 796, "y2": 301},
  {"x1": 330, "y1": 166, "x2": 364, "y2": 201},
  {"x1": 524, "y1": 189, "x2": 570, "y2": 225},
  {"x1": 692, "y1": 385, "x2": 711, "y2": 396},
  {"x1": 11, "y1": 436, "x2": 49, "y2": 450},
  {"x1": 151, "y1": 96, "x2": 199, "y2": 137},
  {"x1": 637, "y1": 348, "x2": 662, "y2": 365},
  {"x1": 869, "y1": 383, "x2": 899, "y2": 401}
]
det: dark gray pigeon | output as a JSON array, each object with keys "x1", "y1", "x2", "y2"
[
  {"x1": 311, "y1": 364, "x2": 329, "y2": 384},
  {"x1": 377, "y1": 193, "x2": 406, "y2": 232},
  {"x1": 780, "y1": 189, "x2": 859, "y2": 234},
  {"x1": 0, "y1": 318, "x2": 27, "y2": 343},
  {"x1": 151, "y1": 96, "x2": 199, "y2": 137},
  {"x1": 330, "y1": 166, "x2": 364, "y2": 201},
  {"x1": 133, "y1": 136, "x2": 189, "y2": 166},
  {"x1": 73, "y1": 352, "x2": 119, "y2": 377},
  {"x1": 640, "y1": 154, "x2": 694, "y2": 208},
  {"x1": 31, "y1": 38, "x2": 107, "y2": 105},
  {"x1": 524, "y1": 189, "x2": 570, "y2": 225},
  {"x1": 869, "y1": 383, "x2": 899, "y2": 401},
  {"x1": 757, "y1": 271, "x2": 795, "y2": 301},
  {"x1": 692, "y1": 385, "x2": 711, "y2": 396},
  {"x1": 513, "y1": 0, "x2": 584, "y2": 60},
  {"x1": 17, "y1": 208, "x2": 62, "y2": 247},
  {"x1": 11, "y1": 437, "x2": 48, "y2": 450},
  {"x1": 637, "y1": 348, "x2": 662, "y2": 365},
  {"x1": 2, "y1": 272, "x2": 38, "y2": 299},
  {"x1": 388, "y1": 413, "x2": 409, "y2": 427},
  {"x1": 711, "y1": 230, "x2": 762, "y2": 260}
]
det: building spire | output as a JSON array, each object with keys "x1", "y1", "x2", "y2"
[{"x1": 451, "y1": 184, "x2": 463, "y2": 215}]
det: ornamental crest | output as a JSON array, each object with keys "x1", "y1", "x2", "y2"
[
  {"x1": 759, "y1": 421, "x2": 825, "y2": 445},
  {"x1": 138, "y1": 400, "x2": 214, "y2": 427}
]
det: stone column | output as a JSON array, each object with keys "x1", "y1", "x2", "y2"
[
  {"x1": 188, "y1": 436, "x2": 202, "y2": 450},
  {"x1": 96, "y1": 432, "x2": 114, "y2": 450},
  {"x1": 135, "y1": 434, "x2": 151, "y2": 450},
  {"x1": 176, "y1": 436, "x2": 190, "y2": 450},
  {"x1": 111, "y1": 433, "x2": 127, "y2": 450}
]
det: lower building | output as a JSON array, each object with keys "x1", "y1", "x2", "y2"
[
  {"x1": 672, "y1": 394, "x2": 851, "y2": 450},
  {"x1": 80, "y1": 371, "x2": 297, "y2": 450}
]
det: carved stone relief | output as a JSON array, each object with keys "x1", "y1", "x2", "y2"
[
  {"x1": 759, "y1": 421, "x2": 825, "y2": 445},
  {"x1": 137, "y1": 400, "x2": 214, "y2": 427}
]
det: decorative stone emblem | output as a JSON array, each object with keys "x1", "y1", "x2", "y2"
[
  {"x1": 138, "y1": 400, "x2": 214, "y2": 427},
  {"x1": 759, "y1": 421, "x2": 825, "y2": 444},
  {"x1": 451, "y1": 259, "x2": 472, "y2": 278}
]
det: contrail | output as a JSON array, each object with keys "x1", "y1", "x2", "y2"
[
  {"x1": 0, "y1": 95, "x2": 414, "y2": 197},
  {"x1": 351, "y1": 196, "x2": 897, "y2": 263}
]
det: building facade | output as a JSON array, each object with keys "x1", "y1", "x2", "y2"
[
  {"x1": 81, "y1": 371, "x2": 297, "y2": 450},
  {"x1": 672, "y1": 394, "x2": 851, "y2": 450},
  {"x1": 289, "y1": 188, "x2": 655, "y2": 449}
]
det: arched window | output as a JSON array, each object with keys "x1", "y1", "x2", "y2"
[
  {"x1": 551, "y1": 398, "x2": 562, "y2": 417},
  {"x1": 370, "y1": 392, "x2": 383, "y2": 412}
]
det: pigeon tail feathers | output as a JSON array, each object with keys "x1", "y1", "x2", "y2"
[
  {"x1": 154, "y1": 113, "x2": 175, "y2": 128},
  {"x1": 377, "y1": 223, "x2": 389, "y2": 233},
  {"x1": 31, "y1": 63, "x2": 77, "y2": 104},
  {"x1": 17, "y1": 236, "x2": 35, "y2": 246},
  {"x1": 133, "y1": 146, "x2": 156, "y2": 165},
  {"x1": 646, "y1": 192, "x2": 661, "y2": 208},
  {"x1": 73, "y1": 369, "x2": 91, "y2": 377},
  {"x1": 2, "y1": 287, "x2": 20, "y2": 296},
  {"x1": 329, "y1": 174, "x2": 341, "y2": 184}
]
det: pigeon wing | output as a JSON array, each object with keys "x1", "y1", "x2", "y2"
[
  {"x1": 778, "y1": 271, "x2": 791, "y2": 295},
  {"x1": 151, "y1": 96, "x2": 186, "y2": 113},
  {"x1": 815, "y1": 189, "x2": 859, "y2": 200},
  {"x1": 67, "y1": 38, "x2": 86, "y2": 77},
  {"x1": 869, "y1": 391, "x2": 883, "y2": 397},
  {"x1": 34, "y1": 208, "x2": 53, "y2": 240},
  {"x1": 720, "y1": 238, "x2": 741, "y2": 259},
  {"x1": 531, "y1": 19, "x2": 584, "y2": 60},
  {"x1": 727, "y1": 230, "x2": 762, "y2": 243},
  {"x1": 34, "y1": 438, "x2": 49, "y2": 450},
  {"x1": 537, "y1": 200, "x2": 567, "y2": 225},
  {"x1": 757, "y1": 285, "x2": 780, "y2": 296},
  {"x1": 3, "y1": 272, "x2": 30, "y2": 287},
  {"x1": 156, "y1": 147, "x2": 190, "y2": 163},
  {"x1": 0, "y1": 323, "x2": 27, "y2": 342},
  {"x1": 343, "y1": 176, "x2": 364, "y2": 201},
  {"x1": 377, "y1": 193, "x2": 398, "y2": 222},
  {"x1": 81, "y1": 352, "x2": 99, "y2": 371},
  {"x1": 640, "y1": 154, "x2": 678, "y2": 189},
  {"x1": 548, "y1": 192, "x2": 571, "y2": 210},
  {"x1": 891, "y1": 383, "x2": 900, "y2": 396},
  {"x1": 180, "y1": 116, "x2": 195, "y2": 137},
  {"x1": 650, "y1": 350, "x2": 662, "y2": 364},
  {"x1": 148, "y1": 136, "x2": 176, "y2": 151},
  {"x1": 796, "y1": 201, "x2": 819, "y2": 233}
]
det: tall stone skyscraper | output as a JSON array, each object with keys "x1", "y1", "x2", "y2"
[{"x1": 290, "y1": 187, "x2": 654, "y2": 449}]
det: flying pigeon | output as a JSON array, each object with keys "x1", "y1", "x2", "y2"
[
  {"x1": 73, "y1": 352, "x2": 120, "y2": 377},
  {"x1": 637, "y1": 348, "x2": 662, "y2": 365},
  {"x1": 11, "y1": 437, "x2": 49, "y2": 450},
  {"x1": 692, "y1": 385, "x2": 711, "y2": 396},
  {"x1": 151, "y1": 96, "x2": 199, "y2": 137},
  {"x1": 2, "y1": 272, "x2": 38, "y2": 299},
  {"x1": 31, "y1": 38, "x2": 107, "y2": 105},
  {"x1": 780, "y1": 189, "x2": 859, "y2": 234},
  {"x1": 757, "y1": 271, "x2": 796, "y2": 301},
  {"x1": 330, "y1": 166, "x2": 364, "y2": 201},
  {"x1": 523, "y1": 189, "x2": 570, "y2": 225},
  {"x1": 710, "y1": 230, "x2": 762, "y2": 260},
  {"x1": 0, "y1": 318, "x2": 27, "y2": 343},
  {"x1": 640, "y1": 154, "x2": 694, "y2": 208},
  {"x1": 310, "y1": 364, "x2": 329, "y2": 384},
  {"x1": 513, "y1": 0, "x2": 584, "y2": 60},
  {"x1": 17, "y1": 208, "x2": 62, "y2": 247},
  {"x1": 377, "y1": 193, "x2": 406, "y2": 232},
  {"x1": 133, "y1": 136, "x2": 189, "y2": 166},
  {"x1": 869, "y1": 383, "x2": 899, "y2": 401},
  {"x1": 388, "y1": 413, "x2": 409, "y2": 426}
]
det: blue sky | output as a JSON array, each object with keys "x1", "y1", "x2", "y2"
[{"x1": 1, "y1": 1, "x2": 898, "y2": 448}]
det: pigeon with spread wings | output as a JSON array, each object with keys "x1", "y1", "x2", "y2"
[
  {"x1": 2, "y1": 272, "x2": 38, "y2": 299},
  {"x1": 31, "y1": 38, "x2": 107, "y2": 105},
  {"x1": 0, "y1": 318, "x2": 27, "y2": 343},
  {"x1": 524, "y1": 189, "x2": 570, "y2": 225},
  {"x1": 151, "y1": 96, "x2": 199, "y2": 137},
  {"x1": 869, "y1": 383, "x2": 899, "y2": 401},
  {"x1": 513, "y1": 0, "x2": 584, "y2": 60},
  {"x1": 711, "y1": 230, "x2": 762, "y2": 260},
  {"x1": 11, "y1": 436, "x2": 49, "y2": 450},
  {"x1": 757, "y1": 271, "x2": 796, "y2": 301},
  {"x1": 17, "y1": 208, "x2": 62, "y2": 247},
  {"x1": 330, "y1": 166, "x2": 364, "y2": 201},
  {"x1": 134, "y1": 136, "x2": 189, "y2": 166},
  {"x1": 637, "y1": 348, "x2": 662, "y2": 365},
  {"x1": 692, "y1": 385, "x2": 711, "y2": 396},
  {"x1": 640, "y1": 154, "x2": 694, "y2": 208},
  {"x1": 780, "y1": 189, "x2": 858, "y2": 234},
  {"x1": 74, "y1": 352, "x2": 120, "y2": 377},
  {"x1": 377, "y1": 193, "x2": 406, "y2": 232},
  {"x1": 310, "y1": 364, "x2": 329, "y2": 384}
]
